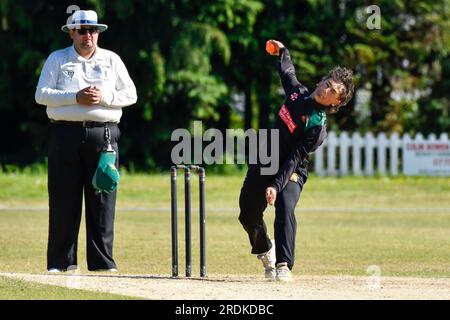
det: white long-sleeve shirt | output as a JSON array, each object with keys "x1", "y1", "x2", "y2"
[{"x1": 35, "y1": 45, "x2": 137, "y2": 122}]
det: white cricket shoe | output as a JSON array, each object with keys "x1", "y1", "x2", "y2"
[
  {"x1": 92, "y1": 268, "x2": 117, "y2": 272},
  {"x1": 257, "y1": 240, "x2": 276, "y2": 279},
  {"x1": 275, "y1": 262, "x2": 292, "y2": 282},
  {"x1": 47, "y1": 265, "x2": 78, "y2": 273}
]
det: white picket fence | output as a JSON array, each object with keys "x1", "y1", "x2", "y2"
[{"x1": 313, "y1": 132, "x2": 450, "y2": 176}]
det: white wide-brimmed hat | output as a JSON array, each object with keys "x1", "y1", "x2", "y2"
[{"x1": 61, "y1": 10, "x2": 108, "y2": 33}]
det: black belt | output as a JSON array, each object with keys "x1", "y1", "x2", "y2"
[{"x1": 49, "y1": 119, "x2": 118, "y2": 128}]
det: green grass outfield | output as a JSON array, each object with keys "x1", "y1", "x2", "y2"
[
  {"x1": 0, "y1": 173, "x2": 449, "y2": 292},
  {"x1": 0, "y1": 276, "x2": 137, "y2": 300}
]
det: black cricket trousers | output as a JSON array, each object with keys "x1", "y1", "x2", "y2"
[
  {"x1": 238, "y1": 165, "x2": 306, "y2": 270},
  {"x1": 47, "y1": 122, "x2": 120, "y2": 271}
]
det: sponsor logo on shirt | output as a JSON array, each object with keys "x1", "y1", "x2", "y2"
[
  {"x1": 66, "y1": 71, "x2": 74, "y2": 79},
  {"x1": 279, "y1": 105, "x2": 297, "y2": 134}
]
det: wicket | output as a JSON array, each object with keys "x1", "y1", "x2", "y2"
[{"x1": 170, "y1": 165, "x2": 206, "y2": 278}]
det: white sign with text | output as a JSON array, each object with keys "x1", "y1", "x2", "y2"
[{"x1": 403, "y1": 140, "x2": 450, "y2": 176}]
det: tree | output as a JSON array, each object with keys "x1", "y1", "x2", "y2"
[{"x1": 0, "y1": 0, "x2": 448, "y2": 171}]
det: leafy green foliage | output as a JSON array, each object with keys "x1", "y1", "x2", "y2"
[{"x1": 0, "y1": 0, "x2": 448, "y2": 170}]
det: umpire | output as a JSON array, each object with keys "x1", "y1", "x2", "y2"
[
  {"x1": 35, "y1": 10, "x2": 137, "y2": 272},
  {"x1": 238, "y1": 40, "x2": 354, "y2": 281}
]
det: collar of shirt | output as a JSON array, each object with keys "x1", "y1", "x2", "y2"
[
  {"x1": 70, "y1": 45, "x2": 104, "y2": 63},
  {"x1": 304, "y1": 95, "x2": 324, "y2": 110}
]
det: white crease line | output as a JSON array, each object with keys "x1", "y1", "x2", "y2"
[{"x1": 0, "y1": 207, "x2": 449, "y2": 213}]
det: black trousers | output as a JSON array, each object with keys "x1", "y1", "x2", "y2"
[
  {"x1": 47, "y1": 122, "x2": 120, "y2": 271},
  {"x1": 238, "y1": 165, "x2": 306, "y2": 270}
]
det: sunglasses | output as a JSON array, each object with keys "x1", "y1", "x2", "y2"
[{"x1": 75, "y1": 28, "x2": 99, "y2": 35}]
